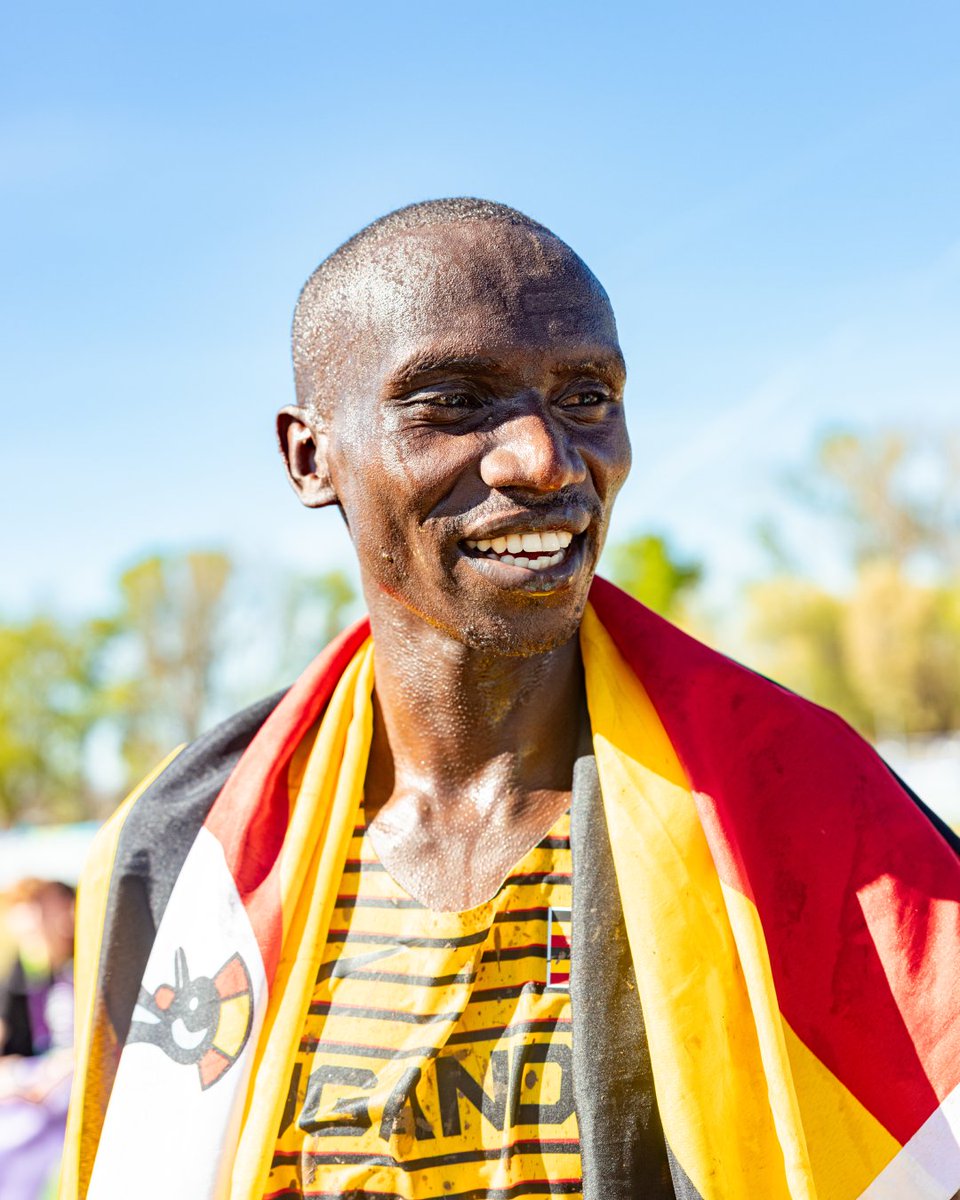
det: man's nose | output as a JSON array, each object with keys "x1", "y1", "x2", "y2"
[{"x1": 479, "y1": 409, "x2": 587, "y2": 493}]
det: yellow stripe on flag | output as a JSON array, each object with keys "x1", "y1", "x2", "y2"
[
  {"x1": 783, "y1": 1017, "x2": 901, "y2": 1199},
  {"x1": 721, "y1": 882, "x2": 900, "y2": 1199},
  {"x1": 231, "y1": 640, "x2": 375, "y2": 1199}
]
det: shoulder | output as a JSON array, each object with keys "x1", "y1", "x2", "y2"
[
  {"x1": 588, "y1": 576, "x2": 958, "y2": 852},
  {"x1": 74, "y1": 690, "x2": 288, "y2": 1044}
]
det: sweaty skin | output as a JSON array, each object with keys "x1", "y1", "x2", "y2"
[{"x1": 278, "y1": 221, "x2": 631, "y2": 910}]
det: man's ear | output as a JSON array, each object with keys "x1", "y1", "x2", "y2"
[{"x1": 276, "y1": 406, "x2": 338, "y2": 508}]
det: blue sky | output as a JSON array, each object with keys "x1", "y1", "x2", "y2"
[{"x1": 2, "y1": 1, "x2": 958, "y2": 617}]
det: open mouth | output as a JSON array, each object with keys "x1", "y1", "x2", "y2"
[{"x1": 461, "y1": 528, "x2": 576, "y2": 572}]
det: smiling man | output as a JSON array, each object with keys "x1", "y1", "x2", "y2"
[{"x1": 63, "y1": 200, "x2": 960, "y2": 1200}]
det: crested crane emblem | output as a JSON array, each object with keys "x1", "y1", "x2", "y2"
[{"x1": 129, "y1": 948, "x2": 254, "y2": 1089}]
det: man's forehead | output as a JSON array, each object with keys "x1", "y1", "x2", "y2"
[
  {"x1": 366, "y1": 221, "x2": 604, "y2": 306},
  {"x1": 346, "y1": 222, "x2": 620, "y2": 380}
]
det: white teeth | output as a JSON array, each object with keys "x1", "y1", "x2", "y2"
[{"x1": 464, "y1": 529, "x2": 576, "y2": 569}]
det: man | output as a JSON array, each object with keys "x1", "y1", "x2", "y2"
[{"x1": 63, "y1": 200, "x2": 960, "y2": 1200}]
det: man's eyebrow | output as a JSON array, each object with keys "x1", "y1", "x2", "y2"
[
  {"x1": 385, "y1": 353, "x2": 502, "y2": 392},
  {"x1": 384, "y1": 350, "x2": 626, "y2": 394},
  {"x1": 552, "y1": 356, "x2": 627, "y2": 386}
]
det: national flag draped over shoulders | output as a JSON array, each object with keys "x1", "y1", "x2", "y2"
[
  {"x1": 585, "y1": 577, "x2": 960, "y2": 1200},
  {"x1": 61, "y1": 578, "x2": 960, "y2": 1200}
]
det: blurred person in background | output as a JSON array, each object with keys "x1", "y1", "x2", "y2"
[
  {"x1": 1, "y1": 880, "x2": 76, "y2": 1059},
  {"x1": 0, "y1": 879, "x2": 75, "y2": 1200}
]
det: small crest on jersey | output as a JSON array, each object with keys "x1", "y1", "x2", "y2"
[
  {"x1": 128, "y1": 948, "x2": 254, "y2": 1089},
  {"x1": 546, "y1": 906, "x2": 571, "y2": 990}
]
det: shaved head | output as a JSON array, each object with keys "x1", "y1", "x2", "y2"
[{"x1": 291, "y1": 198, "x2": 606, "y2": 421}]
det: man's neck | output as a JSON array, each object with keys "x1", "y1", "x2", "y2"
[
  {"x1": 364, "y1": 601, "x2": 585, "y2": 820},
  {"x1": 360, "y1": 599, "x2": 585, "y2": 908}
]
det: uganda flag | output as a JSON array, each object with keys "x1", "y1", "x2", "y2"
[
  {"x1": 60, "y1": 579, "x2": 960, "y2": 1200},
  {"x1": 582, "y1": 578, "x2": 960, "y2": 1200}
]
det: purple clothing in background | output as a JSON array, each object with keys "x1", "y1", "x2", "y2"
[
  {"x1": 0, "y1": 964, "x2": 74, "y2": 1199},
  {"x1": 0, "y1": 1070, "x2": 70, "y2": 1200}
]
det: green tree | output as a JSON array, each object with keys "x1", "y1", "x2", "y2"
[
  {"x1": 747, "y1": 428, "x2": 960, "y2": 739},
  {"x1": 794, "y1": 429, "x2": 960, "y2": 570},
  {"x1": 605, "y1": 533, "x2": 702, "y2": 620},
  {"x1": 0, "y1": 551, "x2": 362, "y2": 824},
  {"x1": 277, "y1": 569, "x2": 358, "y2": 682},
  {"x1": 747, "y1": 567, "x2": 960, "y2": 739},
  {"x1": 0, "y1": 616, "x2": 110, "y2": 824},
  {"x1": 842, "y1": 563, "x2": 960, "y2": 738},
  {"x1": 109, "y1": 550, "x2": 234, "y2": 782},
  {"x1": 746, "y1": 578, "x2": 872, "y2": 734}
]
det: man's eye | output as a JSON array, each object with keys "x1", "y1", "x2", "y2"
[
  {"x1": 431, "y1": 392, "x2": 475, "y2": 407},
  {"x1": 407, "y1": 391, "x2": 477, "y2": 410},
  {"x1": 562, "y1": 390, "x2": 609, "y2": 408}
]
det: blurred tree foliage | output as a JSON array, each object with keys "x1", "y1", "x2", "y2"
[
  {"x1": 791, "y1": 429, "x2": 960, "y2": 570},
  {"x1": 278, "y1": 570, "x2": 357, "y2": 681},
  {"x1": 606, "y1": 533, "x2": 703, "y2": 620},
  {"x1": 0, "y1": 551, "x2": 358, "y2": 826},
  {"x1": 748, "y1": 430, "x2": 960, "y2": 739},
  {"x1": 107, "y1": 551, "x2": 234, "y2": 783},
  {"x1": 0, "y1": 616, "x2": 111, "y2": 824}
]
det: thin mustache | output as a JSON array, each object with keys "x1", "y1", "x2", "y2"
[{"x1": 449, "y1": 488, "x2": 603, "y2": 537}]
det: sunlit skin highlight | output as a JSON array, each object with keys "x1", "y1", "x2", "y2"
[{"x1": 279, "y1": 216, "x2": 631, "y2": 909}]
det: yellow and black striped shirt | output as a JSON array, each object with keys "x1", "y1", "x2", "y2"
[{"x1": 265, "y1": 811, "x2": 580, "y2": 1199}]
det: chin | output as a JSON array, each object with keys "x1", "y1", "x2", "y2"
[
  {"x1": 445, "y1": 594, "x2": 589, "y2": 658},
  {"x1": 369, "y1": 565, "x2": 593, "y2": 657}
]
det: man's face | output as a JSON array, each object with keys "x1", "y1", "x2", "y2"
[{"x1": 289, "y1": 222, "x2": 631, "y2": 655}]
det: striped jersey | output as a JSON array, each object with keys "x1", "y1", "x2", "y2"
[{"x1": 265, "y1": 810, "x2": 580, "y2": 1199}]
